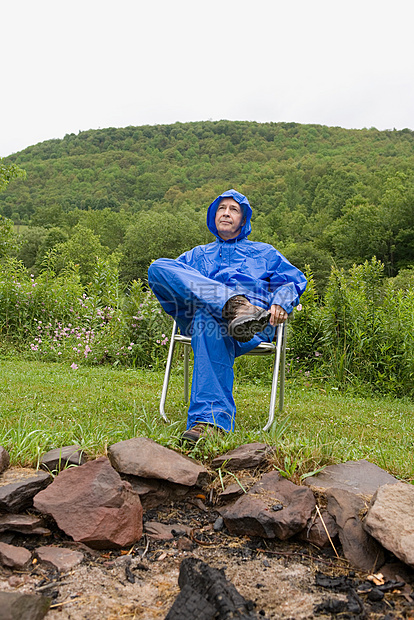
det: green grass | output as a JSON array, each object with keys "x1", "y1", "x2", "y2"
[{"x1": 0, "y1": 359, "x2": 413, "y2": 482}]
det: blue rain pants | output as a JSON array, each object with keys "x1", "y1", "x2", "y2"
[{"x1": 148, "y1": 258, "x2": 275, "y2": 432}]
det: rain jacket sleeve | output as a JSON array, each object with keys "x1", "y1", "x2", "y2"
[{"x1": 265, "y1": 247, "x2": 307, "y2": 314}]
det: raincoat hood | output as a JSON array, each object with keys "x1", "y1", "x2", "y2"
[{"x1": 207, "y1": 189, "x2": 252, "y2": 241}]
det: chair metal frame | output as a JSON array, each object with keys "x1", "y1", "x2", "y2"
[{"x1": 160, "y1": 319, "x2": 288, "y2": 431}]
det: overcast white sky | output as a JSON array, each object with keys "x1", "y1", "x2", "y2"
[{"x1": 2, "y1": 0, "x2": 414, "y2": 157}]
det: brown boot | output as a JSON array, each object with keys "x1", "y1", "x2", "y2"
[
  {"x1": 181, "y1": 423, "x2": 222, "y2": 444},
  {"x1": 223, "y1": 296, "x2": 270, "y2": 343}
]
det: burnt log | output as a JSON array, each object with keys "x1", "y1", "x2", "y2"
[{"x1": 165, "y1": 557, "x2": 258, "y2": 619}]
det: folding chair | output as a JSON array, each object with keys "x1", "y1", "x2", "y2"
[{"x1": 159, "y1": 319, "x2": 288, "y2": 431}]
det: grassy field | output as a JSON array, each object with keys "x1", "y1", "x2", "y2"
[{"x1": 0, "y1": 359, "x2": 413, "y2": 482}]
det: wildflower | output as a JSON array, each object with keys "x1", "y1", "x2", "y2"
[
  {"x1": 70, "y1": 363, "x2": 78, "y2": 370},
  {"x1": 314, "y1": 351, "x2": 322, "y2": 357},
  {"x1": 296, "y1": 304, "x2": 303, "y2": 311}
]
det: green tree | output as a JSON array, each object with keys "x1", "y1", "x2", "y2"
[
  {"x1": 0, "y1": 159, "x2": 26, "y2": 193},
  {"x1": 120, "y1": 210, "x2": 206, "y2": 283},
  {"x1": 52, "y1": 225, "x2": 113, "y2": 285},
  {"x1": 16, "y1": 226, "x2": 48, "y2": 270}
]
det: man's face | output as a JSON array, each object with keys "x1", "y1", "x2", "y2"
[{"x1": 215, "y1": 198, "x2": 244, "y2": 240}]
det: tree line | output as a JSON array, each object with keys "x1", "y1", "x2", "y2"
[{"x1": 1, "y1": 120, "x2": 414, "y2": 291}]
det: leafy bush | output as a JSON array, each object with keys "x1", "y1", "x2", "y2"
[
  {"x1": 319, "y1": 258, "x2": 414, "y2": 395},
  {"x1": 0, "y1": 256, "x2": 171, "y2": 368}
]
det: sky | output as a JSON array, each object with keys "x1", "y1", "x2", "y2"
[{"x1": 2, "y1": 0, "x2": 414, "y2": 157}]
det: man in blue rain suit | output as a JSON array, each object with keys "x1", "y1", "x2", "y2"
[{"x1": 148, "y1": 189, "x2": 307, "y2": 442}]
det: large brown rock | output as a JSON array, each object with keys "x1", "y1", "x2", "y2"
[
  {"x1": 33, "y1": 457, "x2": 143, "y2": 549},
  {"x1": 364, "y1": 482, "x2": 414, "y2": 568},
  {"x1": 108, "y1": 437, "x2": 209, "y2": 487},
  {"x1": 221, "y1": 471, "x2": 315, "y2": 539},
  {"x1": 0, "y1": 468, "x2": 51, "y2": 513},
  {"x1": 0, "y1": 542, "x2": 32, "y2": 569},
  {"x1": 211, "y1": 443, "x2": 273, "y2": 471},
  {"x1": 326, "y1": 487, "x2": 385, "y2": 571},
  {"x1": 304, "y1": 459, "x2": 398, "y2": 498},
  {"x1": 0, "y1": 591, "x2": 50, "y2": 620}
]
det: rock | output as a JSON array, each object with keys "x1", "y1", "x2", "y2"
[
  {"x1": 176, "y1": 537, "x2": 194, "y2": 552},
  {"x1": 218, "y1": 482, "x2": 245, "y2": 502},
  {"x1": 144, "y1": 521, "x2": 192, "y2": 541},
  {"x1": 364, "y1": 481, "x2": 414, "y2": 568},
  {"x1": 40, "y1": 445, "x2": 86, "y2": 473},
  {"x1": 126, "y1": 475, "x2": 190, "y2": 510},
  {"x1": 0, "y1": 514, "x2": 50, "y2": 535},
  {"x1": 326, "y1": 487, "x2": 385, "y2": 571},
  {"x1": 8, "y1": 574, "x2": 26, "y2": 588},
  {"x1": 211, "y1": 443, "x2": 273, "y2": 471},
  {"x1": 0, "y1": 446, "x2": 10, "y2": 474},
  {"x1": 221, "y1": 471, "x2": 315, "y2": 539},
  {"x1": 298, "y1": 509, "x2": 338, "y2": 548},
  {"x1": 213, "y1": 516, "x2": 224, "y2": 532},
  {"x1": 304, "y1": 459, "x2": 399, "y2": 498},
  {"x1": 108, "y1": 437, "x2": 209, "y2": 487},
  {"x1": 0, "y1": 541, "x2": 32, "y2": 569},
  {"x1": 33, "y1": 457, "x2": 143, "y2": 549},
  {"x1": 380, "y1": 561, "x2": 414, "y2": 584},
  {"x1": 0, "y1": 591, "x2": 50, "y2": 619},
  {"x1": 0, "y1": 468, "x2": 51, "y2": 513},
  {"x1": 36, "y1": 546, "x2": 84, "y2": 571}
]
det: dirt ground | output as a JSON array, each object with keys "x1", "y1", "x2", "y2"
[{"x1": 1, "y1": 497, "x2": 414, "y2": 620}]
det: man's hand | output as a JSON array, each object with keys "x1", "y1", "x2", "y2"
[{"x1": 269, "y1": 304, "x2": 288, "y2": 326}]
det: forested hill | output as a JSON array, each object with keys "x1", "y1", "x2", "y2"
[{"x1": 2, "y1": 120, "x2": 414, "y2": 286}]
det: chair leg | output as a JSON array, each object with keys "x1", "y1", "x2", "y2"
[
  {"x1": 183, "y1": 344, "x2": 190, "y2": 403},
  {"x1": 263, "y1": 323, "x2": 284, "y2": 432},
  {"x1": 160, "y1": 321, "x2": 178, "y2": 422},
  {"x1": 278, "y1": 322, "x2": 287, "y2": 411}
]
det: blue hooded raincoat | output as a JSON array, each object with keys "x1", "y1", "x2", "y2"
[{"x1": 148, "y1": 189, "x2": 307, "y2": 432}]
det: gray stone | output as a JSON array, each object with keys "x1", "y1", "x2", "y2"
[
  {"x1": 0, "y1": 514, "x2": 50, "y2": 536},
  {"x1": 0, "y1": 468, "x2": 51, "y2": 513},
  {"x1": 0, "y1": 591, "x2": 50, "y2": 620},
  {"x1": 36, "y1": 546, "x2": 84, "y2": 571},
  {"x1": 364, "y1": 482, "x2": 414, "y2": 568},
  {"x1": 108, "y1": 437, "x2": 209, "y2": 487},
  {"x1": 40, "y1": 444, "x2": 86, "y2": 473},
  {"x1": 211, "y1": 443, "x2": 273, "y2": 471},
  {"x1": 33, "y1": 457, "x2": 143, "y2": 549},
  {"x1": 304, "y1": 459, "x2": 399, "y2": 498},
  {"x1": 326, "y1": 487, "x2": 385, "y2": 571},
  {"x1": 0, "y1": 446, "x2": 10, "y2": 474},
  {"x1": 221, "y1": 471, "x2": 315, "y2": 540},
  {"x1": 0, "y1": 541, "x2": 32, "y2": 569},
  {"x1": 298, "y1": 510, "x2": 338, "y2": 549}
]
